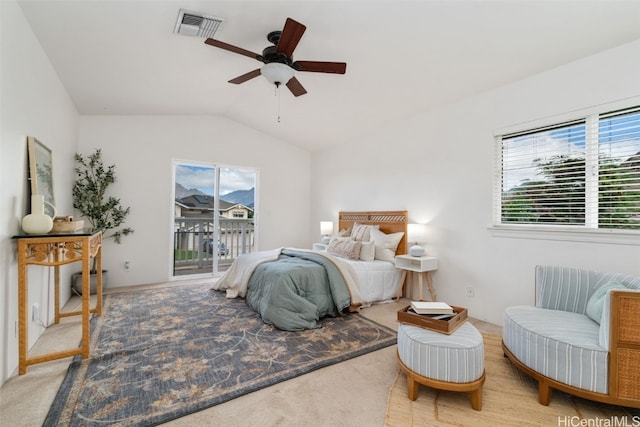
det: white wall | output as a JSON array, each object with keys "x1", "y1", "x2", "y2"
[
  {"x1": 78, "y1": 116, "x2": 310, "y2": 288},
  {"x1": 0, "y1": 1, "x2": 309, "y2": 385},
  {"x1": 311, "y1": 39, "x2": 640, "y2": 326},
  {"x1": 0, "y1": 0, "x2": 79, "y2": 384}
]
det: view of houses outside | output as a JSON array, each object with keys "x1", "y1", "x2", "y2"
[{"x1": 173, "y1": 163, "x2": 256, "y2": 276}]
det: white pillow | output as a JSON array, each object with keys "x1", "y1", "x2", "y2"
[
  {"x1": 359, "y1": 241, "x2": 375, "y2": 262},
  {"x1": 370, "y1": 228, "x2": 404, "y2": 263},
  {"x1": 350, "y1": 223, "x2": 379, "y2": 242}
]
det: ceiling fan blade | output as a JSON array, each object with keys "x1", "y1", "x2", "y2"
[
  {"x1": 228, "y1": 69, "x2": 262, "y2": 84},
  {"x1": 205, "y1": 38, "x2": 262, "y2": 61},
  {"x1": 293, "y1": 61, "x2": 347, "y2": 74},
  {"x1": 286, "y1": 77, "x2": 307, "y2": 97},
  {"x1": 276, "y1": 18, "x2": 306, "y2": 57}
]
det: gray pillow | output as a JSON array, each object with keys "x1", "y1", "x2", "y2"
[{"x1": 585, "y1": 281, "x2": 626, "y2": 324}]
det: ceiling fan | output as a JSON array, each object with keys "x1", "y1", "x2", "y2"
[{"x1": 204, "y1": 17, "x2": 346, "y2": 97}]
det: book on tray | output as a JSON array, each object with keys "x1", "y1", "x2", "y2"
[{"x1": 410, "y1": 301, "x2": 454, "y2": 315}]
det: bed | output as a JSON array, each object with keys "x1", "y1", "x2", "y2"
[
  {"x1": 334, "y1": 211, "x2": 407, "y2": 304},
  {"x1": 212, "y1": 210, "x2": 408, "y2": 331}
]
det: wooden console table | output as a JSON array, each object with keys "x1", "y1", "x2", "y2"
[{"x1": 13, "y1": 230, "x2": 102, "y2": 374}]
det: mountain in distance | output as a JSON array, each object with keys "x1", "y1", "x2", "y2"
[
  {"x1": 221, "y1": 188, "x2": 254, "y2": 208},
  {"x1": 175, "y1": 183, "x2": 208, "y2": 199},
  {"x1": 175, "y1": 184, "x2": 254, "y2": 208}
]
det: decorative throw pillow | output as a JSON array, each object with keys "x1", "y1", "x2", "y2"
[
  {"x1": 585, "y1": 281, "x2": 627, "y2": 324},
  {"x1": 350, "y1": 223, "x2": 380, "y2": 242},
  {"x1": 327, "y1": 237, "x2": 362, "y2": 260},
  {"x1": 359, "y1": 240, "x2": 376, "y2": 262},
  {"x1": 369, "y1": 228, "x2": 404, "y2": 263}
]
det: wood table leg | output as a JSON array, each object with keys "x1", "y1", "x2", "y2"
[
  {"x1": 397, "y1": 270, "x2": 407, "y2": 300},
  {"x1": 54, "y1": 244, "x2": 60, "y2": 324},
  {"x1": 426, "y1": 271, "x2": 436, "y2": 301},
  {"x1": 54, "y1": 264, "x2": 60, "y2": 324},
  {"x1": 81, "y1": 248, "x2": 91, "y2": 359},
  {"x1": 18, "y1": 243, "x2": 27, "y2": 375},
  {"x1": 95, "y1": 245, "x2": 102, "y2": 316}
]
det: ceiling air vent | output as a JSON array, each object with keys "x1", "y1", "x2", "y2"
[{"x1": 174, "y1": 9, "x2": 223, "y2": 38}]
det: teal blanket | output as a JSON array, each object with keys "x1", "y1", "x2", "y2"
[{"x1": 245, "y1": 249, "x2": 352, "y2": 331}]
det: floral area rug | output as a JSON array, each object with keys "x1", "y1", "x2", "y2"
[{"x1": 44, "y1": 284, "x2": 397, "y2": 426}]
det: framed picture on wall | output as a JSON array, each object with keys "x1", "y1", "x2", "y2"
[{"x1": 27, "y1": 136, "x2": 56, "y2": 217}]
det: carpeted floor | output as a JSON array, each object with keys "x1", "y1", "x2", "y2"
[
  {"x1": 10, "y1": 282, "x2": 637, "y2": 427},
  {"x1": 385, "y1": 333, "x2": 640, "y2": 426},
  {"x1": 44, "y1": 284, "x2": 397, "y2": 426}
]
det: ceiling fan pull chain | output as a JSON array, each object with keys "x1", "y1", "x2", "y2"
[{"x1": 275, "y1": 83, "x2": 282, "y2": 123}]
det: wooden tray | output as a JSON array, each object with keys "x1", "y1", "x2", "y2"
[{"x1": 397, "y1": 305, "x2": 468, "y2": 335}]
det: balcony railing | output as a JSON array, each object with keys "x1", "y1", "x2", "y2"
[{"x1": 173, "y1": 216, "x2": 255, "y2": 276}]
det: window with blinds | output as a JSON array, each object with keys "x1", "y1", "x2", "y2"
[{"x1": 496, "y1": 106, "x2": 640, "y2": 231}]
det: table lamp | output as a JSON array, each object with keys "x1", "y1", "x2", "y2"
[
  {"x1": 407, "y1": 223, "x2": 426, "y2": 257},
  {"x1": 320, "y1": 221, "x2": 334, "y2": 244}
]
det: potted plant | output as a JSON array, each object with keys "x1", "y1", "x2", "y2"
[{"x1": 71, "y1": 149, "x2": 133, "y2": 294}]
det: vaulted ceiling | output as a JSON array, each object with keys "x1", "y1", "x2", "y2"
[{"x1": 18, "y1": 1, "x2": 640, "y2": 151}]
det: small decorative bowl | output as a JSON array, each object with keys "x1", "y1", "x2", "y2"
[{"x1": 52, "y1": 220, "x2": 84, "y2": 233}]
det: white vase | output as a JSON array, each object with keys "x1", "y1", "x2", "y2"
[{"x1": 22, "y1": 195, "x2": 54, "y2": 234}]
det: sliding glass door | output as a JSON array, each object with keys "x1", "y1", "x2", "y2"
[{"x1": 172, "y1": 160, "x2": 256, "y2": 278}]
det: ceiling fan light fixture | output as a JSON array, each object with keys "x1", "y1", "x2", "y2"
[{"x1": 261, "y1": 63, "x2": 294, "y2": 86}]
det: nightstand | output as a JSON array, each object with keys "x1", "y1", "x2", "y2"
[
  {"x1": 395, "y1": 255, "x2": 438, "y2": 301},
  {"x1": 312, "y1": 242, "x2": 328, "y2": 251}
]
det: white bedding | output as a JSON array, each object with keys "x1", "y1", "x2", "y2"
[{"x1": 338, "y1": 258, "x2": 402, "y2": 305}]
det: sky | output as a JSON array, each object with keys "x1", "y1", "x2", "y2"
[
  {"x1": 502, "y1": 112, "x2": 640, "y2": 191},
  {"x1": 175, "y1": 164, "x2": 256, "y2": 196}
]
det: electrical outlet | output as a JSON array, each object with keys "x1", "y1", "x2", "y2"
[
  {"x1": 32, "y1": 303, "x2": 40, "y2": 321},
  {"x1": 124, "y1": 261, "x2": 131, "y2": 271},
  {"x1": 465, "y1": 286, "x2": 475, "y2": 297}
]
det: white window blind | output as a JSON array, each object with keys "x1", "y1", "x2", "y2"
[
  {"x1": 598, "y1": 107, "x2": 640, "y2": 229},
  {"x1": 496, "y1": 106, "x2": 640, "y2": 231}
]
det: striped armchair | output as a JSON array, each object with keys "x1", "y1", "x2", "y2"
[{"x1": 502, "y1": 265, "x2": 640, "y2": 409}]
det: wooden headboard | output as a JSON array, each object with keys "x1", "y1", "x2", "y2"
[{"x1": 338, "y1": 211, "x2": 408, "y2": 255}]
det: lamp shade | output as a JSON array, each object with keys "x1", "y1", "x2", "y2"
[
  {"x1": 320, "y1": 221, "x2": 334, "y2": 244},
  {"x1": 261, "y1": 63, "x2": 294, "y2": 85},
  {"x1": 407, "y1": 223, "x2": 426, "y2": 243},
  {"x1": 320, "y1": 221, "x2": 334, "y2": 235}
]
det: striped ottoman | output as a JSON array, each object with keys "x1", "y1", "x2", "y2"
[{"x1": 397, "y1": 322, "x2": 485, "y2": 410}]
